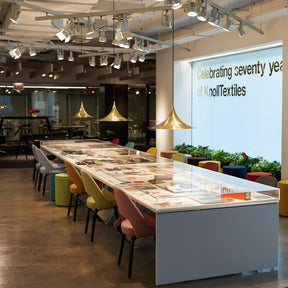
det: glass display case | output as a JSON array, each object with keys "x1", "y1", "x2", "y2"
[{"x1": 41, "y1": 139, "x2": 279, "y2": 213}]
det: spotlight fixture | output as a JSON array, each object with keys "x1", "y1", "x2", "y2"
[
  {"x1": 166, "y1": 0, "x2": 182, "y2": 10},
  {"x1": 223, "y1": 15, "x2": 233, "y2": 32},
  {"x1": 162, "y1": 10, "x2": 172, "y2": 28},
  {"x1": 187, "y1": 0, "x2": 198, "y2": 17},
  {"x1": 238, "y1": 22, "x2": 245, "y2": 38},
  {"x1": 138, "y1": 53, "x2": 145, "y2": 63},
  {"x1": 89, "y1": 56, "x2": 96, "y2": 67},
  {"x1": 99, "y1": 30, "x2": 106, "y2": 43},
  {"x1": 145, "y1": 41, "x2": 152, "y2": 53},
  {"x1": 132, "y1": 38, "x2": 139, "y2": 50},
  {"x1": 29, "y1": 46, "x2": 36, "y2": 56},
  {"x1": 197, "y1": 1, "x2": 208, "y2": 21},
  {"x1": 57, "y1": 50, "x2": 64, "y2": 61},
  {"x1": 208, "y1": 7, "x2": 219, "y2": 27},
  {"x1": 85, "y1": 17, "x2": 95, "y2": 38},
  {"x1": 130, "y1": 52, "x2": 137, "y2": 63},
  {"x1": 56, "y1": 28, "x2": 71, "y2": 43},
  {"x1": 100, "y1": 55, "x2": 108, "y2": 66},
  {"x1": 138, "y1": 39, "x2": 145, "y2": 52},
  {"x1": 113, "y1": 54, "x2": 122, "y2": 69},
  {"x1": 9, "y1": 4, "x2": 20, "y2": 24},
  {"x1": 68, "y1": 51, "x2": 74, "y2": 62},
  {"x1": 121, "y1": 38, "x2": 130, "y2": 49},
  {"x1": 9, "y1": 47, "x2": 22, "y2": 59}
]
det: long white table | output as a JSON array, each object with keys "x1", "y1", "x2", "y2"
[{"x1": 41, "y1": 139, "x2": 279, "y2": 286}]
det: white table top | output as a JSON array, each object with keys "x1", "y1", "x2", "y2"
[{"x1": 41, "y1": 139, "x2": 279, "y2": 213}]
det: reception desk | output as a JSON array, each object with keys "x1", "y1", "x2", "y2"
[{"x1": 41, "y1": 139, "x2": 279, "y2": 286}]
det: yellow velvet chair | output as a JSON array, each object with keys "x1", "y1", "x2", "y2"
[
  {"x1": 146, "y1": 147, "x2": 157, "y2": 155},
  {"x1": 171, "y1": 152, "x2": 185, "y2": 163},
  {"x1": 81, "y1": 169, "x2": 118, "y2": 242}
]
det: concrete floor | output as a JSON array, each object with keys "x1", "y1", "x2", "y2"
[{"x1": 0, "y1": 167, "x2": 287, "y2": 288}]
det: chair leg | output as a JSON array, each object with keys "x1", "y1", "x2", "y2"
[
  {"x1": 85, "y1": 208, "x2": 90, "y2": 234},
  {"x1": 67, "y1": 194, "x2": 74, "y2": 216},
  {"x1": 128, "y1": 236, "x2": 137, "y2": 278},
  {"x1": 91, "y1": 210, "x2": 97, "y2": 242},
  {"x1": 34, "y1": 170, "x2": 39, "y2": 187},
  {"x1": 42, "y1": 174, "x2": 48, "y2": 196},
  {"x1": 73, "y1": 194, "x2": 79, "y2": 222},
  {"x1": 32, "y1": 165, "x2": 36, "y2": 182},
  {"x1": 38, "y1": 173, "x2": 43, "y2": 192},
  {"x1": 118, "y1": 233, "x2": 125, "y2": 266},
  {"x1": 114, "y1": 207, "x2": 119, "y2": 218}
]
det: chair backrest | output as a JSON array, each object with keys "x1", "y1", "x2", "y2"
[
  {"x1": 125, "y1": 142, "x2": 135, "y2": 149},
  {"x1": 171, "y1": 153, "x2": 185, "y2": 163},
  {"x1": 111, "y1": 138, "x2": 119, "y2": 145},
  {"x1": 255, "y1": 175, "x2": 278, "y2": 187},
  {"x1": 31, "y1": 144, "x2": 40, "y2": 162},
  {"x1": 146, "y1": 147, "x2": 157, "y2": 155},
  {"x1": 81, "y1": 170, "x2": 113, "y2": 210},
  {"x1": 35, "y1": 147, "x2": 55, "y2": 171},
  {"x1": 65, "y1": 160, "x2": 86, "y2": 194},
  {"x1": 201, "y1": 162, "x2": 219, "y2": 172},
  {"x1": 113, "y1": 186, "x2": 155, "y2": 238}
]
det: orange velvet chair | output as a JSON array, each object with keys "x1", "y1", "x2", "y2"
[{"x1": 65, "y1": 160, "x2": 87, "y2": 221}]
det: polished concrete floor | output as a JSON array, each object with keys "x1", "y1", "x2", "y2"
[{"x1": 0, "y1": 167, "x2": 288, "y2": 288}]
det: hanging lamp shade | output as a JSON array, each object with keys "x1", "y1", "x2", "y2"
[
  {"x1": 96, "y1": 101, "x2": 130, "y2": 122},
  {"x1": 152, "y1": 9, "x2": 193, "y2": 130},
  {"x1": 151, "y1": 105, "x2": 194, "y2": 129},
  {"x1": 74, "y1": 101, "x2": 93, "y2": 118}
]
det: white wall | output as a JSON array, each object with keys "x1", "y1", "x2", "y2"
[{"x1": 156, "y1": 15, "x2": 288, "y2": 178}]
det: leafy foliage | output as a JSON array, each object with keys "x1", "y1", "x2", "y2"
[{"x1": 174, "y1": 143, "x2": 281, "y2": 177}]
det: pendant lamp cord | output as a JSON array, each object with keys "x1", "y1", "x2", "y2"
[{"x1": 172, "y1": 9, "x2": 175, "y2": 105}]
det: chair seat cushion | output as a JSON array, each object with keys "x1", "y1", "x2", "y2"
[
  {"x1": 103, "y1": 190, "x2": 117, "y2": 206},
  {"x1": 70, "y1": 183, "x2": 79, "y2": 194},
  {"x1": 86, "y1": 196, "x2": 98, "y2": 210},
  {"x1": 121, "y1": 213, "x2": 156, "y2": 237}
]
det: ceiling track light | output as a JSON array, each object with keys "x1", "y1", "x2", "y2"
[
  {"x1": 197, "y1": 1, "x2": 208, "y2": 22},
  {"x1": 162, "y1": 10, "x2": 172, "y2": 28},
  {"x1": 208, "y1": 7, "x2": 218, "y2": 26},
  {"x1": 57, "y1": 50, "x2": 64, "y2": 61},
  {"x1": 89, "y1": 56, "x2": 96, "y2": 67},
  {"x1": 99, "y1": 30, "x2": 106, "y2": 43},
  {"x1": 138, "y1": 53, "x2": 145, "y2": 63},
  {"x1": 138, "y1": 39, "x2": 145, "y2": 52},
  {"x1": 113, "y1": 54, "x2": 122, "y2": 69},
  {"x1": 100, "y1": 55, "x2": 108, "y2": 66},
  {"x1": 9, "y1": 4, "x2": 20, "y2": 24},
  {"x1": 238, "y1": 22, "x2": 245, "y2": 38},
  {"x1": 223, "y1": 15, "x2": 233, "y2": 32},
  {"x1": 145, "y1": 41, "x2": 152, "y2": 53},
  {"x1": 9, "y1": 47, "x2": 24, "y2": 59},
  {"x1": 166, "y1": 0, "x2": 182, "y2": 10},
  {"x1": 132, "y1": 38, "x2": 139, "y2": 50},
  {"x1": 29, "y1": 46, "x2": 36, "y2": 57},
  {"x1": 187, "y1": 0, "x2": 198, "y2": 17},
  {"x1": 85, "y1": 17, "x2": 95, "y2": 38},
  {"x1": 130, "y1": 52, "x2": 137, "y2": 63},
  {"x1": 68, "y1": 51, "x2": 74, "y2": 62}
]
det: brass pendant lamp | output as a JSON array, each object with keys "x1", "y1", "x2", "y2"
[
  {"x1": 96, "y1": 100, "x2": 130, "y2": 122},
  {"x1": 95, "y1": 0, "x2": 130, "y2": 123},
  {"x1": 74, "y1": 100, "x2": 93, "y2": 118},
  {"x1": 151, "y1": 10, "x2": 193, "y2": 130}
]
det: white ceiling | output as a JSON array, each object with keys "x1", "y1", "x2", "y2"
[{"x1": 0, "y1": 0, "x2": 286, "y2": 86}]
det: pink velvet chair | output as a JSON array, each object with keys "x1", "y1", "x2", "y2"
[{"x1": 113, "y1": 186, "x2": 156, "y2": 278}]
